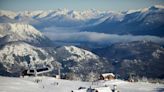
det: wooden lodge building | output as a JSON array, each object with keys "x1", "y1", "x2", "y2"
[{"x1": 100, "y1": 73, "x2": 115, "y2": 80}]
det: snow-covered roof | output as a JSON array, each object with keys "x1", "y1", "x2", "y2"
[
  {"x1": 94, "y1": 87, "x2": 112, "y2": 92},
  {"x1": 101, "y1": 73, "x2": 115, "y2": 77}
]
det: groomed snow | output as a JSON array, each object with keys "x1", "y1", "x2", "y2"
[{"x1": 0, "y1": 76, "x2": 163, "y2": 92}]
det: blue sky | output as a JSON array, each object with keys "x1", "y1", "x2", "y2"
[{"x1": 0, "y1": 0, "x2": 164, "y2": 11}]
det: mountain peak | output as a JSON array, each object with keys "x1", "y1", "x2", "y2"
[
  {"x1": 0, "y1": 23, "x2": 42, "y2": 35},
  {"x1": 0, "y1": 10, "x2": 17, "y2": 19},
  {"x1": 141, "y1": 5, "x2": 164, "y2": 12},
  {"x1": 0, "y1": 23, "x2": 50, "y2": 46},
  {"x1": 152, "y1": 5, "x2": 164, "y2": 9},
  {"x1": 148, "y1": 5, "x2": 164, "y2": 11}
]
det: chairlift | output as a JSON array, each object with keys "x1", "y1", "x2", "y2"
[{"x1": 23, "y1": 63, "x2": 54, "y2": 76}]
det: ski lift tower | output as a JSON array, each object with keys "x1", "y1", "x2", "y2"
[{"x1": 56, "y1": 65, "x2": 61, "y2": 79}]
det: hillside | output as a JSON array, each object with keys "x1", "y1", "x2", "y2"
[
  {"x1": 93, "y1": 41, "x2": 164, "y2": 79},
  {"x1": 46, "y1": 46, "x2": 113, "y2": 81},
  {"x1": 0, "y1": 42, "x2": 55, "y2": 76}
]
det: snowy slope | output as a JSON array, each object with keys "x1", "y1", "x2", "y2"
[
  {"x1": 56, "y1": 46, "x2": 98, "y2": 62},
  {"x1": 0, "y1": 76, "x2": 45, "y2": 92},
  {"x1": 54, "y1": 46, "x2": 108, "y2": 81},
  {"x1": 0, "y1": 23, "x2": 50, "y2": 46},
  {"x1": 0, "y1": 42, "x2": 54, "y2": 75},
  {"x1": 0, "y1": 76, "x2": 163, "y2": 92}
]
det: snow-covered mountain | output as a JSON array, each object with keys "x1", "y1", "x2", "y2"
[
  {"x1": 0, "y1": 22, "x2": 54, "y2": 76},
  {"x1": 29, "y1": 9, "x2": 112, "y2": 29},
  {"x1": 0, "y1": 42, "x2": 54, "y2": 76},
  {"x1": 46, "y1": 45, "x2": 112, "y2": 80},
  {"x1": 0, "y1": 9, "x2": 115, "y2": 28},
  {"x1": 0, "y1": 10, "x2": 17, "y2": 19},
  {"x1": 0, "y1": 41, "x2": 110, "y2": 79},
  {"x1": 0, "y1": 23, "x2": 51, "y2": 46},
  {"x1": 56, "y1": 46, "x2": 98, "y2": 62},
  {"x1": 83, "y1": 5, "x2": 164, "y2": 37}
]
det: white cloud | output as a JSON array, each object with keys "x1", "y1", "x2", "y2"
[{"x1": 43, "y1": 31, "x2": 164, "y2": 44}]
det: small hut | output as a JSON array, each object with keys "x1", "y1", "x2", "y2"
[{"x1": 100, "y1": 73, "x2": 115, "y2": 80}]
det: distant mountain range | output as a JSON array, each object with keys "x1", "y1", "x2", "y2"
[
  {"x1": 83, "y1": 5, "x2": 164, "y2": 37},
  {"x1": 0, "y1": 5, "x2": 164, "y2": 38},
  {"x1": 0, "y1": 9, "x2": 110, "y2": 28}
]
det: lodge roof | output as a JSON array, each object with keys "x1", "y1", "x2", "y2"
[{"x1": 101, "y1": 73, "x2": 115, "y2": 77}]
